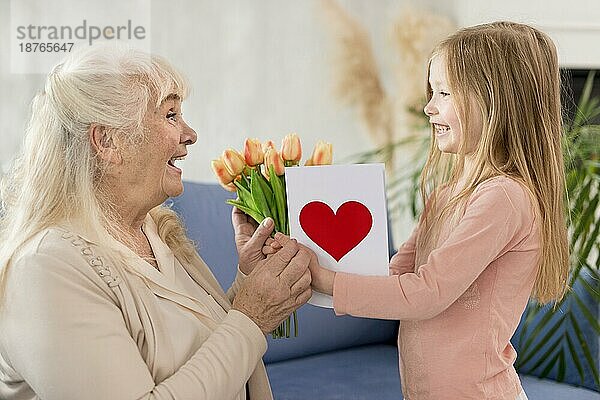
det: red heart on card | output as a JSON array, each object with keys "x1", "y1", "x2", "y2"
[{"x1": 299, "y1": 201, "x2": 373, "y2": 262}]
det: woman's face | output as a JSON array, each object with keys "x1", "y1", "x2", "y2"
[
  {"x1": 119, "y1": 94, "x2": 197, "y2": 206},
  {"x1": 424, "y1": 55, "x2": 481, "y2": 155}
]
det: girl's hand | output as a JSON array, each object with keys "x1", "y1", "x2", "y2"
[
  {"x1": 232, "y1": 207, "x2": 275, "y2": 275},
  {"x1": 271, "y1": 233, "x2": 335, "y2": 296}
]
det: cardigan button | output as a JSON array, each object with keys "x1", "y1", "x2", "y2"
[
  {"x1": 89, "y1": 257, "x2": 103, "y2": 267},
  {"x1": 104, "y1": 275, "x2": 121, "y2": 287}
]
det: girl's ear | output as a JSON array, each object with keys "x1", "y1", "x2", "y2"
[{"x1": 89, "y1": 124, "x2": 122, "y2": 165}]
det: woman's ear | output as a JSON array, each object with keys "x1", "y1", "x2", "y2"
[{"x1": 89, "y1": 124, "x2": 122, "y2": 165}]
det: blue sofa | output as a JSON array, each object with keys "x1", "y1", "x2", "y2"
[{"x1": 169, "y1": 182, "x2": 600, "y2": 400}]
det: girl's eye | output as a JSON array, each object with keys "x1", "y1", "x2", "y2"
[
  {"x1": 167, "y1": 111, "x2": 178, "y2": 122},
  {"x1": 440, "y1": 91, "x2": 450, "y2": 97}
]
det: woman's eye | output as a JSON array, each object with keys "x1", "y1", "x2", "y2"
[
  {"x1": 440, "y1": 91, "x2": 450, "y2": 97},
  {"x1": 167, "y1": 112, "x2": 178, "y2": 122}
]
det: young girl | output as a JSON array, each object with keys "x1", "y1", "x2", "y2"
[{"x1": 269, "y1": 21, "x2": 569, "y2": 400}]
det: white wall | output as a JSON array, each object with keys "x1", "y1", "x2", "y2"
[
  {"x1": 449, "y1": 0, "x2": 600, "y2": 68},
  {"x1": 5, "y1": 1, "x2": 598, "y2": 180},
  {"x1": 0, "y1": 0, "x2": 407, "y2": 182}
]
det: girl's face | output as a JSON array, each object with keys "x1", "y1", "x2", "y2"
[{"x1": 424, "y1": 55, "x2": 481, "y2": 155}]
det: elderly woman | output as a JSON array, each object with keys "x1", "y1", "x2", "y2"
[{"x1": 0, "y1": 44, "x2": 312, "y2": 400}]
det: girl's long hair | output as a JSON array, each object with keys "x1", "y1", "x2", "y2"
[
  {"x1": 416, "y1": 22, "x2": 569, "y2": 304},
  {"x1": 0, "y1": 43, "x2": 197, "y2": 304}
]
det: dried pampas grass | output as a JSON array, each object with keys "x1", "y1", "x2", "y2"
[
  {"x1": 391, "y1": 7, "x2": 455, "y2": 128},
  {"x1": 320, "y1": 0, "x2": 393, "y2": 149},
  {"x1": 320, "y1": 1, "x2": 455, "y2": 146}
]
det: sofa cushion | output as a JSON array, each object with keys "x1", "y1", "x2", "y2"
[
  {"x1": 266, "y1": 344, "x2": 600, "y2": 400},
  {"x1": 520, "y1": 375, "x2": 600, "y2": 400},
  {"x1": 169, "y1": 182, "x2": 398, "y2": 362},
  {"x1": 512, "y1": 275, "x2": 600, "y2": 392},
  {"x1": 266, "y1": 344, "x2": 402, "y2": 400}
]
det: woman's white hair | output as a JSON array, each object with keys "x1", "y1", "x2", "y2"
[{"x1": 0, "y1": 43, "x2": 197, "y2": 303}]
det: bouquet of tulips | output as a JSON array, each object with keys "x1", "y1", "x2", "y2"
[{"x1": 211, "y1": 133, "x2": 333, "y2": 338}]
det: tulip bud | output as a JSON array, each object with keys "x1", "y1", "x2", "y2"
[
  {"x1": 222, "y1": 149, "x2": 246, "y2": 176},
  {"x1": 243, "y1": 138, "x2": 264, "y2": 166},
  {"x1": 308, "y1": 141, "x2": 333, "y2": 165},
  {"x1": 263, "y1": 148, "x2": 285, "y2": 179},
  {"x1": 262, "y1": 140, "x2": 276, "y2": 153},
  {"x1": 211, "y1": 158, "x2": 236, "y2": 186},
  {"x1": 281, "y1": 133, "x2": 302, "y2": 162}
]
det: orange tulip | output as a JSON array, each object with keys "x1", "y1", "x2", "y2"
[
  {"x1": 222, "y1": 149, "x2": 246, "y2": 176},
  {"x1": 211, "y1": 158, "x2": 236, "y2": 186},
  {"x1": 262, "y1": 140, "x2": 276, "y2": 153},
  {"x1": 307, "y1": 141, "x2": 333, "y2": 165},
  {"x1": 243, "y1": 138, "x2": 264, "y2": 166},
  {"x1": 281, "y1": 133, "x2": 302, "y2": 162},
  {"x1": 263, "y1": 148, "x2": 285, "y2": 179}
]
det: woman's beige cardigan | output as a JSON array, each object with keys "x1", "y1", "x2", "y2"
[{"x1": 0, "y1": 216, "x2": 273, "y2": 400}]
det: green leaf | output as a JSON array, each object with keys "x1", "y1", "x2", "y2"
[
  {"x1": 518, "y1": 314, "x2": 564, "y2": 367},
  {"x1": 584, "y1": 261, "x2": 600, "y2": 282},
  {"x1": 250, "y1": 168, "x2": 273, "y2": 222},
  {"x1": 569, "y1": 313, "x2": 600, "y2": 386},
  {"x1": 580, "y1": 212, "x2": 600, "y2": 262},
  {"x1": 256, "y1": 171, "x2": 275, "y2": 206},
  {"x1": 269, "y1": 165, "x2": 288, "y2": 234},
  {"x1": 569, "y1": 177, "x2": 591, "y2": 227},
  {"x1": 579, "y1": 275, "x2": 600, "y2": 303},
  {"x1": 571, "y1": 182, "x2": 598, "y2": 247},
  {"x1": 239, "y1": 173, "x2": 251, "y2": 191},
  {"x1": 572, "y1": 290, "x2": 600, "y2": 334},
  {"x1": 226, "y1": 199, "x2": 264, "y2": 225},
  {"x1": 539, "y1": 350, "x2": 561, "y2": 379},
  {"x1": 557, "y1": 350, "x2": 566, "y2": 382},
  {"x1": 570, "y1": 186, "x2": 597, "y2": 252},
  {"x1": 234, "y1": 180, "x2": 257, "y2": 210},
  {"x1": 573, "y1": 71, "x2": 596, "y2": 127},
  {"x1": 565, "y1": 334, "x2": 586, "y2": 383},
  {"x1": 517, "y1": 304, "x2": 536, "y2": 347},
  {"x1": 519, "y1": 308, "x2": 562, "y2": 362},
  {"x1": 522, "y1": 334, "x2": 562, "y2": 372}
]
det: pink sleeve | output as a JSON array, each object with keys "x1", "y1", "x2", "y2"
[
  {"x1": 389, "y1": 191, "x2": 435, "y2": 276},
  {"x1": 389, "y1": 224, "x2": 419, "y2": 276},
  {"x1": 333, "y1": 180, "x2": 533, "y2": 320}
]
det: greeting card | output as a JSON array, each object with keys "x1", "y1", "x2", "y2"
[{"x1": 285, "y1": 163, "x2": 389, "y2": 308}]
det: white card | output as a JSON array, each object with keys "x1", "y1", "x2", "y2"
[{"x1": 285, "y1": 163, "x2": 389, "y2": 308}]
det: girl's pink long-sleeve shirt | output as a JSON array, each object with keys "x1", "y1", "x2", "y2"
[{"x1": 333, "y1": 176, "x2": 540, "y2": 400}]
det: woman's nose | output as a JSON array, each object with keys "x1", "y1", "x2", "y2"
[
  {"x1": 424, "y1": 99, "x2": 437, "y2": 117},
  {"x1": 181, "y1": 123, "x2": 197, "y2": 145}
]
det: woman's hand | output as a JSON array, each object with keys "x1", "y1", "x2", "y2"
[
  {"x1": 232, "y1": 207, "x2": 275, "y2": 275},
  {"x1": 232, "y1": 235, "x2": 312, "y2": 334},
  {"x1": 267, "y1": 233, "x2": 335, "y2": 296}
]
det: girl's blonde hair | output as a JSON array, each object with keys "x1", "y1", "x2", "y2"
[
  {"x1": 0, "y1": 43, "x2": 198, "y2": 303},
  {"x1": 417, "y1": 21, "x2": 569, "y2": 304}
]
